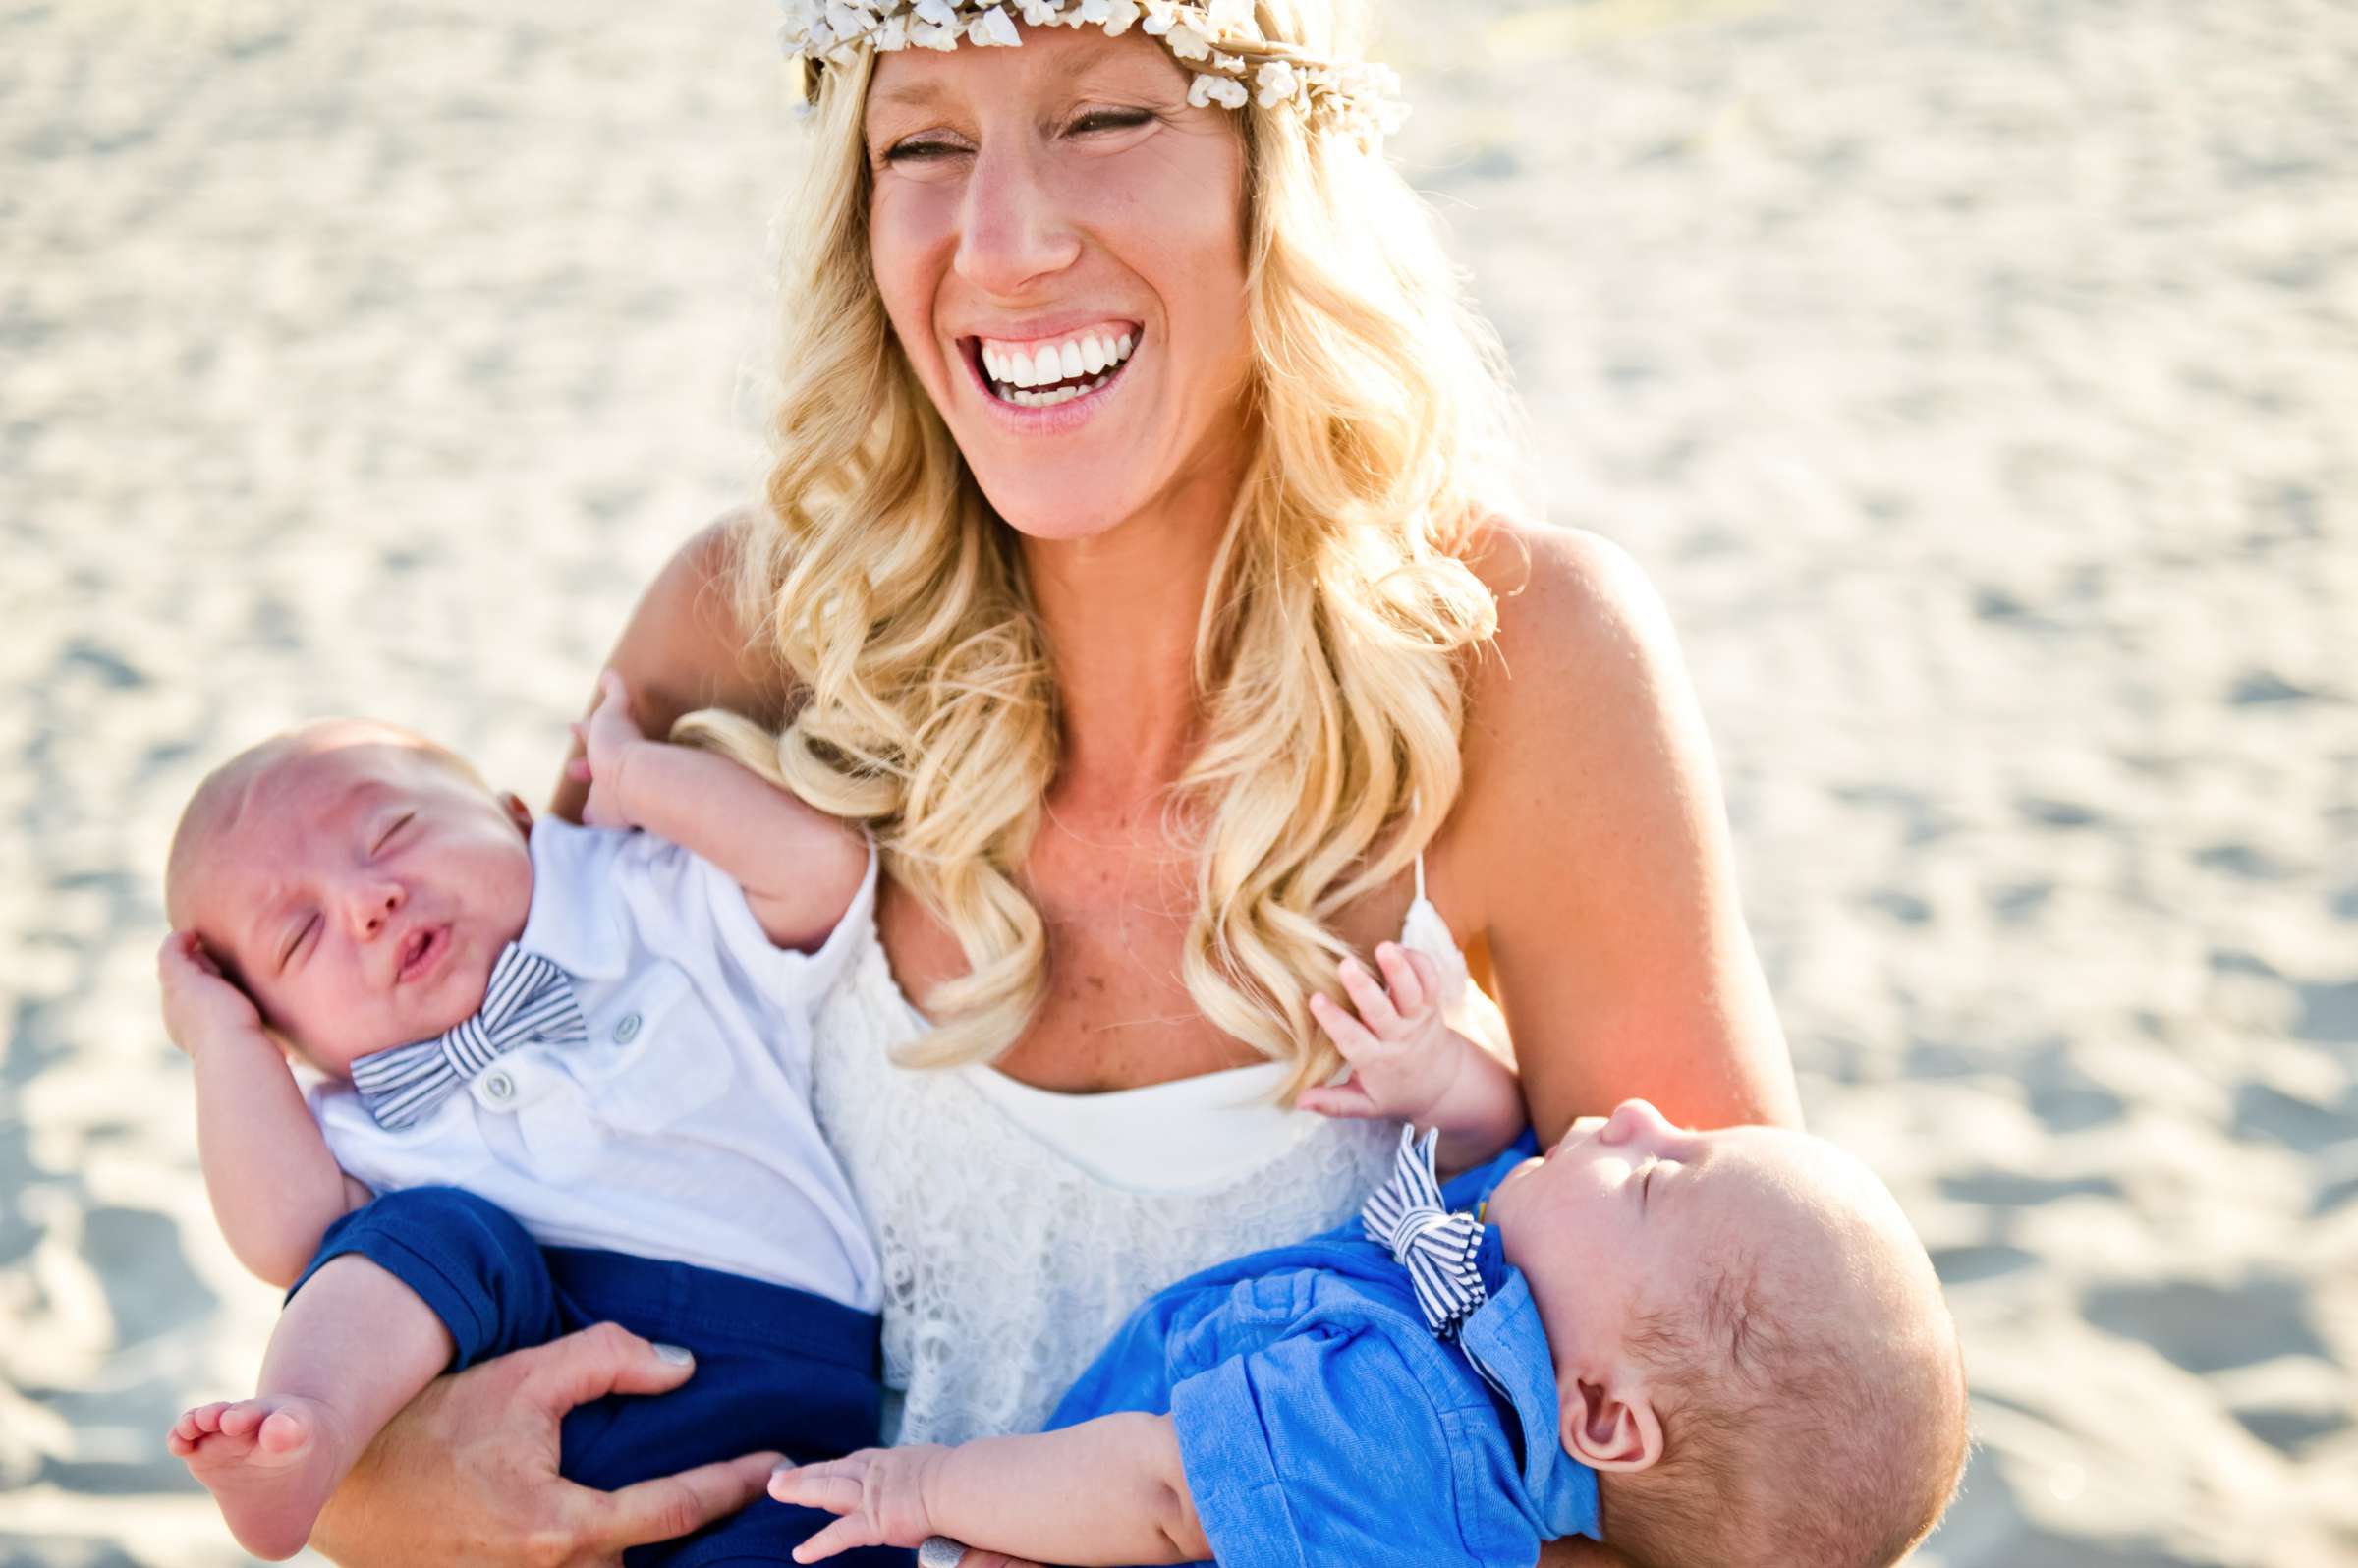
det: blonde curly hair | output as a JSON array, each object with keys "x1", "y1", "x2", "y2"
[{"x1": 718, "y1": 0, "x2": 1522, "y2": 1100}]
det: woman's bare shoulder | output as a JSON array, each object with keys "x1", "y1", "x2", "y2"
[{"x1": 1456, "y1": 515, "x2": 1689, "y2": 771}]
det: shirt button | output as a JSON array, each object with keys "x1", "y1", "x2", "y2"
[
  {"x1": 481, "y1": 1069, "x2": 517, "y2": 1102},
  {"x1": 613, "y1": 1012, "x2": 643, "y2": 1044}
]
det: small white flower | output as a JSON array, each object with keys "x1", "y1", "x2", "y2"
[
  {"x1": 914, "y1": 0, "x2": 957, "y2": 25},
  {"x1": 1098, "y1": 0, "x2": 1140, "y2": 32},
  {"x1": 1212, "y1": 50, "x2": 1244, "y2": 71},
  {"x1": 1162, "y1": 20, "x2": 1210, "y2": 59},
  {"x1": 1254, "y1": 58, "x2": 1297, "y2": 108},
  {"x1": 1204, "y1": 0, "x2": 1256, "y2": 31},
  {"x1": 1187, "y1": 72, "x2": 1247, "y2": 108},
  {"x1": 1071, "y1": 0, "x2": 1113, "y2": 18},
  {"x1": 1018, "y1": 0, "x2": 1059, "y2": 24},
  {"x1": 1139, "y1": 0, "x2": 1177, "y2": 35},
  {"x1": 969, "y1": 4, "x2": 1021, "y2": 43},
  {"x1": 875, "y1": 13, "x2": 910, "y2": 47}
]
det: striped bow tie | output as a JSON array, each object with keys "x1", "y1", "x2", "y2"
[
  {"x1": 350, "y1": 943, "x2": 587, "y2": 1130},
  {"x1": 1362, "y1": 1124, "x2": 1489, "y2": 1342}
]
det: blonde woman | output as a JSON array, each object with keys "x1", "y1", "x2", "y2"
[{"x1": 310, "y1": 4, "x2": 1800, "y2": 1563}]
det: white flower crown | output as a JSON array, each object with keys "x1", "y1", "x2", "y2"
[{"x1": 776, "y1": 0, "x2": 1407, "y2": 145}]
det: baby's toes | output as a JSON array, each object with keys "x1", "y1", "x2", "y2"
[{"x1": 216, "y1": 1401, "x2": 268, "y2": 1440}]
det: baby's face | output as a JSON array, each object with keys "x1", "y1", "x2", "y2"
[
  {"x1": 1485, "y1": 1100, "x2": 1881, "y2": 1397},
  {"x1": 178, "y1": 727, "x2": 534, "y2": 1074}
]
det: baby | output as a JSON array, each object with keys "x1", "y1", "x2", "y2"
[
  {"x1": 159, "y1": 675, "x2": 903, "y2": 1565},
  {"x1": 774, "y1": 1061, "x2": 1970, "y2": 1564}
]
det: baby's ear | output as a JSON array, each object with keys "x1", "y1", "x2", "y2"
[
  {"x1": 500, "y1": 791, "x2": 533, "y2": 836},
  {"x1": 1561, "y1": 1374, "x2": 1664, "y2": 1473}
]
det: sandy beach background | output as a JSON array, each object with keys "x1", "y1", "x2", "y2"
[{"x1": 3, "y1": 0, "x2": 2352, "y2": 1562}]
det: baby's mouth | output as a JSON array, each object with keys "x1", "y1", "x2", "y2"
[{"x1": 396, "y1": 924, "x2": 446, "y2": 984}]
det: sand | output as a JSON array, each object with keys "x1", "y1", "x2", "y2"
[{"x1": 2, "y1": 0, "x2": 2352, "y2": 1563}]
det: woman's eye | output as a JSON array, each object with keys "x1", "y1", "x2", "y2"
[
  {"x1": 882, "y1": 137, "x2": 965, "y2": 164},
  {"x1": 1073, "y1": 109, "x2": 1153, "y2": 136}
]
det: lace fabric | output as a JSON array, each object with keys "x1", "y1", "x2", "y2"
[{"x1": 808, "y1": 868, "x2": 1471, "y2": 1444}]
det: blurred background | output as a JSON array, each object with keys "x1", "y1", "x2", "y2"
[{"x1": 2, "y1": 0, "x2": 2352, "y2": 1562}]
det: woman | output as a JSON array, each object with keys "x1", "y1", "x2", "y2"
[{"x1": 311, "y1": 3, "x2": 1800, "y2": 1562}]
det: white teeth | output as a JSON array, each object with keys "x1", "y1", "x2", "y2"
[{"x1": 979, "y1": 328, "x2": 1137, "y2": 407}]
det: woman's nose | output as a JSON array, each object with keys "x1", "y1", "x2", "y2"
[{"x1": 953, "y1": 141, "x2": 1082, "y2": 297}]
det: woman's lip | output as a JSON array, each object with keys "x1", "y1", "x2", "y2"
[{"x1": 961, "y1": 333, "x2": 1139, "y2": 432}]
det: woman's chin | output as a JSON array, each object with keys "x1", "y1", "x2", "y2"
[{"x1": 973, "y1": 473, "x2": 1149, "y2": 544}]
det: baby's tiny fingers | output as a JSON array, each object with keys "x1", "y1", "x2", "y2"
[
  {"x1": 1338, "y1": 958, "x2": 1402, "y2": 1036},
  {"x1": 1310, "y1": 992, "x2": 1381, "y2": 1060},
  {"x1": 1297, "y1": 1082, "x2": 1378, "y2": 1120},
  {"x1": 792, "y1": 1514, "x2": 881, "y2": 1564},
  {"x1": 1375, "y1": 942, "x2": 1426, "y2": 1018}
]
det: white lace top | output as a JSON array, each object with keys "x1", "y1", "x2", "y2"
[{"x1": 809, "y1": 853, "x2": 1480, "y2": 1444}]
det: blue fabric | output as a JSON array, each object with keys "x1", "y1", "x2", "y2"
[
  {"x1": 295, "y1": 1188, "x2": 909, "y2": 1567},
  {"x1": 1045, "y1": 1135, "x2": 1600, "y2": 1568}
]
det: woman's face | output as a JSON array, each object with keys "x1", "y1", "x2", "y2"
[{"x1": 863, "y1": 24, "x2": 1255, "y2": 541}]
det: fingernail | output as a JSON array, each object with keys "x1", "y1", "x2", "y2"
[
  {"x1": 652, "y1": 1342, "x2": 694, "y2": 1366},
  {"x1": 771, "y1": 1461, "x2": 795, "y2": 1477}
]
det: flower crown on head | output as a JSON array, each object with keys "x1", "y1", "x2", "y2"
[{"x1": 776, "y1": 0, "x2": 1408, "y2": 145}]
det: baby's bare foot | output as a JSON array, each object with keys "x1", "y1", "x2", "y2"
[{"x1": 171, "y1": 1396, "x2": 355, "y2": 1561}]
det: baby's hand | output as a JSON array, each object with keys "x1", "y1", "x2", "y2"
[
  {"x1": 156, "y1": 931, "x2": 270, "y2": 1058},
  {"x1": 1299, "y1": 942, "x2": 1464, "y2": 1125},
  {"x1": 769, "y1": 1445, "x2": 945, "y2": 1562},
  {"x1": 568, "y1": 670, "x2": 650, "y2": 831}
]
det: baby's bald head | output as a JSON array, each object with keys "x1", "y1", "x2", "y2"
[{"x1": 164, "y1": 720, "x2": 533, "y2": 1071}]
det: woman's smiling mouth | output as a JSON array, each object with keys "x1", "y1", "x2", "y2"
[{"x1": 964, "y1": 321, "x2": 1142, "y2": 415}]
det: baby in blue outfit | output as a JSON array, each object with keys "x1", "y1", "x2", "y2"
[{"x1": 776, "y1": 1013, "x2": 1970, "y2": 1567}]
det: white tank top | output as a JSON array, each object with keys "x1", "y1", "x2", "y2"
[{"x1": 808, "y1": 853, "x2": 1484, "y2": 1443}]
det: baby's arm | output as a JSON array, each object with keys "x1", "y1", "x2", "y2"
[
  {"x1": 159, "y1": 933, "x2": 368, "y2": 1288},
  {"x1": 571, "y1": 670, "x2": 867, "y2": 950},
  {"x1": 769, "y1": 1415, "x2": 1207, "y2": 1566},
  {"x1": 1298, "y1": 943, "x2": 1527, "y2": 1171}
]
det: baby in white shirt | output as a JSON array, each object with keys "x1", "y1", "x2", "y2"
[{"x1": 157, "y1": 676, "x2": 897, "y2": 1566}]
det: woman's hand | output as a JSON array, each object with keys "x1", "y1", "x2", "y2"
[{"x1": 309, "y1": 1322, "x2": 780, "y2": 1567}]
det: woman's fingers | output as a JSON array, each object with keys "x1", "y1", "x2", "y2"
[
  {"x1": 596, "y1": 1450, "x2": 785, "y2": 1554},
  {"x1": 516, "y1": 1323, "x2": 699, "y2": 1416}
]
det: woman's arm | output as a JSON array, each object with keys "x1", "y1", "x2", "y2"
[
  {"x1": 549, "y1": 514, "x2": 793, "y2": 823},
  {"x1": 1454, "y1": 524, "x2": 1803, "y2": 1141}
]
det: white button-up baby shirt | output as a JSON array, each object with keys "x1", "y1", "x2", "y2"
[{"x1": 310, "y1": 817, "x2": 882, "y2": 1312}]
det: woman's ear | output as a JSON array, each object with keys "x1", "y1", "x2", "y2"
[
  {"x1": 1562, "y1": 1374, "x2": 1665, "y2": 1472},
  {"x1": 501, "y1": 791, "x2": 533, "y2": 836}
]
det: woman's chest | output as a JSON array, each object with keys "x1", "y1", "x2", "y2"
[{"x1": 874, "y1": 835, "x2": 1425, "y2": 1093}]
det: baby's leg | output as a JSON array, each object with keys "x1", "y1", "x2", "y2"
[
  {"x1": 171, "y1": 1255, "x2": 453, "y2": 1560},
  {"x1": 171, "y1": 1187, "x2": 563, "y2": 1561}
]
